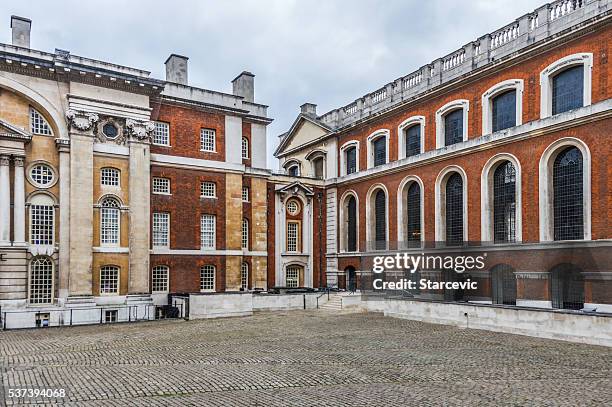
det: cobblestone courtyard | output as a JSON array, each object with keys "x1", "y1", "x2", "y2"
[{"x1": 1, "y1": 311, "x2": 611, "y2": 406}]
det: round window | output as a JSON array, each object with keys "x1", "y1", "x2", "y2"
[
  {"x1": 102, "y1": 123, "x2": 118, "y2": 139},
  {"x1": 29, "y1": 164, "x2": 54, "y2": 188},
  {"x1": 286, "y1": 199, "x2": 300, "y2": 216}
]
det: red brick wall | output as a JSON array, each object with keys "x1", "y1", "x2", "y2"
[{"x1": 150, "y1": 255, "x2": 226, "y2": 293}]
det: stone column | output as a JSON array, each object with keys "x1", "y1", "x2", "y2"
[
  {"x1": 13, "y1": 156, "x2": 26, "y2": 245},
  {"x1": 0, "y1": 155, "x2": 11, "y2": 245}
]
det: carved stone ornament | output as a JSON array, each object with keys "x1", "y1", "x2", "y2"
[
  {"x1": 125, "y1": 118, "x2": 155, "y2": 141},
  {"x1": 66, "y1": 109, "x2": 99, "y2": 131},
  {"x1": 0, "y1": 155, "x2": 10, "y2": 166}
]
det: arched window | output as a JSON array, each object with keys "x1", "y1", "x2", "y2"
[
  {"x1": 553, "y1": 147, "x2": 583, "y2": 241},
  {"x1": 100, "y1": 266, "x2": 119, "y2": 294},
  {"x1": 372, "y1": 137, "x2": 386, "y2": 167},
  {"x1": 200, "y1": 265, "x2": 216, "y2": 292},
  {"x1": 29, "y1": 194, "x2": 54, "y2": 245},
  {"x1": 285, "y1": 161, "x2": 300, "y2": 177},
  {"x1": 345, "y1": 146, "x2": 357, "y2": 175},
  {"x1": 445, "y1": 173, "x2": 463, "y2": 245},
  {"x1": 374, "y1": 190, "x2": 386, "y2": 250},
  {"x1": 550, "y1": 264, "x2": 584, "y2": 310},
  {"x1": 491, "y1": 90, "x2": 517, "y2": 132},
  {"x1": 490, "y1": 264, "x2": 516, "y2": 305},
  {"x1": 436, "y1": 100, "x2": 469, "y2": 148},
  {"x1": 404, "y1": 125, "x2": 421, "y2": 158},
  {"x1": 347, "y1": 196, "x2": 357, "y2": 252},
  {"x1": 444, "y1": 110, "x2": 463, "y2": 146},
  {"x1": 493, "y1": 161, "x2": 516, "y2": 243},
  {"x1": 406, "y1": 183, "x2": 421, "y2": 246},
  {"x1": 152, "y1": 265, "x2": 169, "y2": 293},
  {"x1": 242, "y1": 218, "x2": 249, "y2": 249},
  {"x1": 241, "y1": 137, "x2": 249, "y2": 159},
  {"x1": 241, "y1": 262, "x2": 249, "y2": 290},
  {"x1": 552, "y1": 65, "x2": 584, "y2": 115},
  {"x1": 30, "y1": 107, "x2": 53, "y2": 135},
  {"x1": 29, "y1": 256, "x2": 53, "y2": 304},
  {"x1": 100, "y1": 198, "x2": 120, "y2": 245}
]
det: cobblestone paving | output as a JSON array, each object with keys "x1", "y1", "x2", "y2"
[{"x1": 1, "y1": 311, "x2": 611, "y2": 406}]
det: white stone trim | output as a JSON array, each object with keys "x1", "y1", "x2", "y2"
[
  {"x1": 480, "y1": 153, "x2": 522, "y2": 243},
  {"x1": 434, "y1": 165, "x2": 468, "y2": 243},
  {"x1": 435, "y1": 99, "x2": 469, "y2": 149},
  {"x1": 365, "y1": 183, "x2": 389, "y2": 250},
  {"x1": 366, "y1": 129, "x2": 390, "y2": 169},
  {"x1": 397, "y1": 116, "x2": 425, "y2": 159},
  {"x1": 338, "y1": 190, "x2": 359, "y2": 253},
  {"x1": 538, "y1": 137, "x2": 591, "y2": 242},
  {"x1": 151, "y1": 153, "x2": 244, "y2": 173},
  {"x1": 305, "y1": 149, "x2": 326, "y2": 179},
  {"x1": 339, "y1": 140, "x2": 360, "y2": 176},
  {"x1": 481, "y1": 79, "x2": 524, "y2": 135},
  {"x1": 397, "y1": 175, "x2": 425, "y2": 247},
  {"x1": 540, "y1": 53, "x2": 592, "y2": 119}
]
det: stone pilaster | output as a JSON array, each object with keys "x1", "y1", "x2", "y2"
[
  {"x1": 225, "y1": 173, "x2": 243, "y2": 291},
  {"x1": 12, "y1": 156, "x2": 25, "y2": 245},
  {"x1": 0, "y1": 155, "x2": 11, "y2": 245},
  {"x1": 56, "y1": 138, "x2": 70, "y2": 299},
  {"x1": 251, "y1": 177, "x2": 268, "y2": 290}
]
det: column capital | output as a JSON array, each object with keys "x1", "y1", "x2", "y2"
[
  {"x1": 13, "y1": 156, "x2": 25, "y2": 167},
  {"x1": 0, "y1": 155, "x2": 10, "y2": 166}
]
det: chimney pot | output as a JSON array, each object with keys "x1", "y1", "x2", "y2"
[
  {"x1": 300, "y1": 103, "x2": 317, "y2": 118},
  {"x1": 232, "y1": 71, "x2": 255, "y2": 103},
  {"x1": 11, "y1": 16, "x2": 31, "y2": 48},
  {"x1": 165, "y1": 54, "x2": 189, "y2": 85}
]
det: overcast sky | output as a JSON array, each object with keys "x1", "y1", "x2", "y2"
[{"x1": 2, "y1": 0, "x2": 543, "y2": 168}]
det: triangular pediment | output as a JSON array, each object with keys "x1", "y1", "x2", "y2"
[
  {"x1": 0, "y1": 119, "x2": 32, "y2": 141},
  {"x1": 274, "y1": 114, "x2": 331, "y2": 157},
  {"x1": 278, "y1": 181, "x2": 315, "y2": 197}
]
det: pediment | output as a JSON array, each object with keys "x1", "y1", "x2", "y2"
[
  {"x1": 0, "y1": 118, "x2": 32, "y2": 141},
  {"x1": 275, "y1": 114, "x2": 331, "y2": 157},
  {"x1": 278, "y1": 181, "x2": 315, "y2": 197}
]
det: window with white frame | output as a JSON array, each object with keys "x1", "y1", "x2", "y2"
[
  {"x1": 200, "y1": 265, "x2": 215, "y2": 291},
  {"x1": 241, "y1": 262, "x2": 249, "y2": 290},
  {"x1": 287, "y1": 221, "x2": 299, "y2": 252},
  {"x1": 286, "y1": 199, "x2": 300, "y2": 216},
  {"x1": 398, "y1": 116, "x2": 425, "y2": 159},
  {"x1": 242, "y1": 218, "x2": 249, "y2": 249},
  {"x1": 100, "y1": 266, "x2": 119, "y2": 294},
  {"x1": 435, "y1": 100, "x2": 469, "y2": 148},
  {"x1": 201, "y1": 215, "x2": 216, "y2": 249},
  {"x1": 200, "y1": 128, "x2": 216, "y2": 152},
  {"x1": 152, "y1": 212, "x2": 170, "y2": 247},
  {"x1": 340, "y1": 142, "x2": 359, "y2": 176},
  {"x1": 30, "y1": 195, "x2": 54, "y2": 245},
  {"x1": 286, "y1": 266, "x2": 300, "y2": 288},
  {"x1": 30, "y1": 107, "x2": 53, "y2": 135},
  {"x1": 242, "y1": 186, "x2": 249, "y2": 202},
  {"x1": 101, "y1": 168, "x2": 120, "y2": 187},
  {"x1": 367, "y1": 131, "x2": 389, "y2": 168},
  {"x1": 285, "y1": 162, "x2": 300, "y2": 177},
  {"x1": 201, "y1": 181, "x2": 216, "y2": 198},
  {"x1": 152, "y1": 265, "x2": 169, "y2": 292},
  {"x1": 242, "y1": 137, "x2": 249, "y2": 159},
  {"x1": 152, "y1": 177, "x2": 171, "y2": 194},
  {"x1": 29, "y1": 256, "x2": 53, "y2": 304},
  {"x1": 482, "y1": 80, "x2": 524, "y2": 135},
  {"x1": 100, "y1": 198, "x2": 120, "y2": 245},
  {"x1": 29, "y1": 163, "x2": 55, "y2": 188},
  {"x1": 153, "y1": 122, "x2": 170, "y2": 146}
]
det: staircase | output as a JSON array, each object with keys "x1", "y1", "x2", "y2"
[{"x1": 319, "y1": 294, "x2": 344, "y2": 311}]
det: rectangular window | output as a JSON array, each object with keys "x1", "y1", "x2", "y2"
[
  {"x1": 200, "y1": 265, "x2": 215, "y2": 291},
  {"x1": 152, "y1": 266, "x2": 169, "y2": 292},
  {"x1": 104, "y1": 310, "x2": 118, "y2": 323},
  {"x1": 287, "y1": 222, "x2": 299, "y2": 252},
  {"x1": 373, "y1": 138, "x2": 386, "y2": 167},
  {"x1": 30, "y1": 205, "x2": 54, "y2": 245},
  {"x1": 101, "y1": 168, "x2": 120, "y2": 186},
  {"x1": 201, "y1": 215, "x2": 216, "y2": 249},
  {"x1": 346, "y1": 147, "x2": 357, "y2": 174},
  {"x1": 201, "y1": 181, "x2": 216, "y2": 198},
  {"x1": 286, "y1": 266, "x2": 299, "y2": 288},
  {"x1": 152, "y1": 177, "x2": 171, "y2": 195},
  {"x1": 100, "y1": 207, "x2": 119, "y2": 245},
  {"x1": 444, "y1": 109, "x2": 464, "y2": 146},
  {"x1": 242, "y1": 186, "x2": 249, "y2": 202},
  {"x1": 153, "y1": 122, "x2": 170, "y2": 146},
  {"x1": 241, "y1": 263, "x2": 248, "y2": 290},
  {"x1": 405, "y1": 125, "x2": 421, "y2": 158},
  {"x1": 100, "y1": 266, "x2": 119, "y2": 295},
  {"x1": 492, "y1": 90, "x2": 517, "y2": 133},
  {"x1": 552, "y1": 65, "x2": 584, "y2": 115},
  {"x1": 242, "y1": 219, "x2": 249, "y2": 249},
  {"x1": 152, "y1": 212, "x2": 170, "y2": 247},
  {"x1": 200, "y1": 128, "x2": 216, "y2": 152}
]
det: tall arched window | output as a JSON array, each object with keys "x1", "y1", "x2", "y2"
[
  {"x1": 373, "y1": 137, "x2": 386, "y2": 167},
  {"x1": 29, "y1": 256, "x2": 53, "y2": 304},
  {"x1": 345, "y1": 146, "x2": 357, "y2": 174},
  {"x1": 552, "y1": 65, "x2": 584, "y2": 115},
  {"x1": 491, "y1": 90, "x2": 516, "y2": 132},
  {"x1": 375, "y1": 190, "x2": 386, "y2": 250},
  {"x1": 347, "y1": 196, "x2": 357, "y2": 252},
  {"x1": 493, "y1": 161, "x2": 516, "y2": 243},
  {"x1": 241, "y1": 262, "x2": 249, "y2": 290},
  {"x1": 490, "y1": 264, "x2": 516, "y2": 305},
  {"x1": 100, "y1": 198, "x2": 120, "y2": 245},
  {"x1": 405, "y1": 125, "x2": 421, "y2": 158},
  {"x1": 241, "y1": 137, "x2": 249, "y2": 159},
  {"x1": 445, "y1": 173, "x2": 463, "y2": 245},
  {"x1": 444, "y1": 110, "x2": 463, "y2": 146},
  {"x1": 406, "y1": 183, "x2": 421, "y2": 246},
  {"x1": 553, "y1": 147, "x2": 583, "y2": 240}
]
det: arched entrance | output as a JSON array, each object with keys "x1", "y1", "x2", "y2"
[
  {"x1": 490, "y1": 264, "x2": 517, "y2": 305},
  {"x1": 346, "y1": 266, "x2": 357, "y2": 292},
  {"x1": 550, "y1": 264, "x2": 584, "y2": 310}
]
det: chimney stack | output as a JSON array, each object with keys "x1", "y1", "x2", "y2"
[
  {"x1": 232, "y1": 71, "x2": 255, "y2": 103},
  {"x1": 165, "y1": 54, "x2": 189, "y2": 85},
  {"x1": 300, "y1": 103, "x2": 317, "y2": 118},
  {"x1": 11, "y1": 16, "x2": 31, "y2": 48}
]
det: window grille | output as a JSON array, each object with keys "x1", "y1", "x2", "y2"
[
  {"x1": 152, "y1": 177, "x2": 170, "y2": 194},
  {"x1": 287, "y1": 222, "x2": 299, "y2": 252},
  {"x1": 152, "y1": 212, "x2": 169, "y2": 247},
  {"x1": 242, "y1": 137, "x2": 249, "y2": 159},
  {"x1": 493, "y1": 161, "x2": 516, "y2": 243},
  {"x1": 286, "y1": 200, "x2": 299, "y2": 215},
  {"x1": 286, "y1": 266, "x2": 299, "y2": 288},
  {"x1": 29, "y1": 257, "x2": 53, "y2": 304},
  {"x1": 101, "y1": 198, "x2": 120, "y2": 245},
  {"x1": 550, "y1": 264, "x2": 584, "y2": 310},
  {"x1": 152, "y1": 265, "x2": 169, "y2": 292},
  {"x1": 242, "y1": 186, "x2": 249, "y2": 202},
  {"x1": 373, "y1": 137, "x2": 386, "y2": 167},
  {"x1": 201, "y1": 215, "x2": 216, "y2": 249},
  {"x1": 241, "y1": 262, "x2": 249, "y2": 290},
  {"x1": 406, "y1": 183, "x2": 421, "y2": 246},
  {"x1": 444, "y1": 109, "x2": 463, "y2": 146},
  {"x1": 552, "y1": 65, "x2": 584, "y2": 115},
  {"x1": 445, "y1": 173, "x2": 463, "y2": 245},
  {"x1": 201, "y1": 181, "x2": 216, "y2": 198},
  {"x1": 347, "y1": 196, "x2": 357, "y2": 252},
  {"x1": 200, "y1": 265, "x2": 215, "y2": 291},
  {"x1": 405, "y1": 125, "x2": 421, "y2": 157},
  {"x1": 100, "y1": 266, "x2": 119, "y2": 294},
  {"x1": 553, "y1": 147, "x2": 583, "y2": 240},
  {"x1": 153, "y1": 122, "x2": 170, "y2": 146},
  {"x1": 30, "y1": 107, "x2": 52, "y2": 135},
  {"x1": 492, "y1": 90, "x2": 516, "y2": 132},
  {"x1": 242, "y1": 218, "x2": 249, "y2": 249},
  {"x1": 345, "y1": 147, "x2": 357, "y2": 174},
  {"x1": 490, "y1": 264, "x2": 517, "y2": 305},
  {"x1": 200, "y1": 128, "x2": 216, "y2": 152},
  {"x1": 30, "y1": 164, "x2": 54, "y2": 187},
  {"x1": 101, "y1": 168, "x2": 120, "y2": 186},
  {"x1": 374, "y1": 190, "x2": 386, "y2": 250},
  {"x1": 30, "y1": 204, "x2": 54, "y2": 245}
]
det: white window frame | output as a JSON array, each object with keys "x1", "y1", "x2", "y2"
[
  {"x1": 398, "y1": 116, "x2": 425, "y2": 159},
  {"x1": 365, "y1": 184, "x2": 389, "y2": 251},
  {"x1": 201, "y1": 214, "x2": 216, "y2": 250},
  {"x1": 482, "y1": 80, "x2": 524, "y2": 135},
  {"x1": 434, "y1": 165, "x2": 469, "y2": 243},
  {"x1": 396, "y1": 176, "x2": 425, "y2": 248},
  {"x1": 283, "y1": 159, "x2": 301, "y2": 176},
  {"x1": 241, "y1": 262, "x2": 249, "y2": 290},
  {"x1": 153, "y1": 121, "x2": 170, "y2": 146},
  {"x1": 152, "y1": 177, "x2": 171, "y2": 195},
  {"x1": 201, "y1": 181, "x2": 217, "y2": 198},
  {"x1": 435, "y1": 99, "x2": 469, "y2": 149},
  {"x1": 152, "y1": 212, "x2": 170, "y2": 248},
  {"x1": 286, "y1": 221, "x2": 299, "y2": 253},
  {"x1": 286, "y1": 266, "x2": 300, "y2": 288},
  {"x1": 101, "y1": 167, "x2": 120, "y2": 187},
  {"x1": 28, "y1": 256, "x2": 54, "y2": 305},
  {"x1": 540, "y1": 53, "x2": 593, "y2": 119},
  {"x1": 30, "y1": 107, "x2": 53, "y2": 136},
  {"x1": 28, "y1": 162, "x2": 56, "y2": 189},
  {"x1": 340, "y1": 140, "x2": 360, "y2": 176},
  {"x1": 242, "y1": 218, "x2": 249, "y2": 249},
  {"x1": 200, "y1": 128, "x2": 216, "y2": 152},
  {"x1": 366, "y1": 129, "x2": 390, "y2": 169},
  {"x1": 242, "y1": 186, "x2": 249, "y2": 202},
  {"x1": 29, "y1": 194, "x2": 55, "y2": 246},
  {"x1": 152, "y1": 265, "x2": 169, "y2": 293},
  {"x1": 200, "y1": 265, "x2": 216, "y2": 292},
  {"x1": 100, "y1": 198, "x2": 120, "y2": 247},
  {"x1": 241, "y1": 137, "x2": 249, "y2": 159},
  {"x1": 339, "y1": 190, "x2": 359, "y2": 253},
  {"x1": 100, "y1": 266, "x2": 120, "y2": 295}
]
